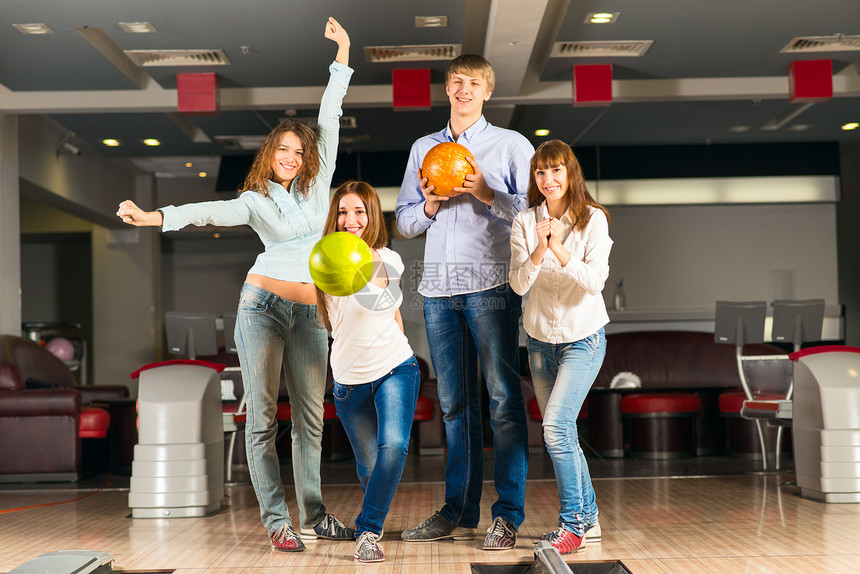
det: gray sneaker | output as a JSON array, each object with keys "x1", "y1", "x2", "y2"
[
  {"x1": 584, "y1": 520, "x2": 602, "y2": 542},
  {"x1": 401, "y1": 511, "x2": 477, "y2": 542},
  {"x1": 300, "y1": 513, "x2": 355, "y2": 540},
  {"x1": 483, "y1": 517, "x2": 517, "y2": 550},
  {"x1": 354, "y1": 531, "x2": 384, "y2": 562}
]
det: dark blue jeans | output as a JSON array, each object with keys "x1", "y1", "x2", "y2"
[
  {"x1": 423, "y1": 283, "x2": 528, "y2": 529},
  {"x1": 333, "y1": 357, "x2": 420, "y2": 536}
]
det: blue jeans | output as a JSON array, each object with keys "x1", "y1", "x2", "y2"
[
  {"x1": 527, "y1": 328, "x2": 606, "y2": 536},
  {"x1": 333, "y1": 356, "x2": 420, "y2": 536},
  {"x1": 423, "y1": 283, "x2": 528, "y2": 529},
  {"x1": 234, "y1": 283, "x2": 328, "y2": 535}
]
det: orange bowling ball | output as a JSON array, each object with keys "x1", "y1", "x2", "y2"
[{"x1": 421, "y1": 142, "x2": 475, "y2": 196}]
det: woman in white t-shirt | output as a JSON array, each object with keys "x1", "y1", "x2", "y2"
[
  {"x1": 315, "y1": 181, "x2": 419, "y2": 563},
  {"x1": 509, "y1": 140, "x2": 613, "y2": 555}
]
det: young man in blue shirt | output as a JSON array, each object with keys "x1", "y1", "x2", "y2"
[{"x1": 395, "y1": 54, "x2": 534, "y2": 551}]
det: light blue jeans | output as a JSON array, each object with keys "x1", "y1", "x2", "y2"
[
  {"x1": 333, "y1": 356, "x2": 420, "y2": 536},
  {"x1": 527, "y1": 328, "x2": 605, "y2": 536},
  {"x1": 234, "y1": 283, "x2": 328, "y2": 535},
  {"x1": 423, "y1": 283, "x2": 529, "y2": 529}
]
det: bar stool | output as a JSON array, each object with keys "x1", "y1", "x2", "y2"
[
  {"x1": 719, "y1": 390, "x2": 786, "y2": 457},
  {"x1": 621, "y1": 393, "x2": 701, "y2": 459}
]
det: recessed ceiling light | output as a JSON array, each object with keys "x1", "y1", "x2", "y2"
[
  {"x1": 198, "y1": 171, "x2": 208, "y2": 178},
  {"x1": 535, "y1": 129, "x2": 550, "y2": 136},
  {"x1": 842, "y1": 122, "x2": 859, "y2": 131},
  {"x1": 729, "y1": 126, "x2": 750, "y2": 133},
  {"x1": 415, "y1": 16, "x2": 448, "y2": 28},
  {"x1": 585, "y1": 12, "x2": 620, "y2": 24},
  {"x1": 102, "y1": 139, "x2": 121, "y2": 147},
  {"x1": 185, "y1": 162, "x2": 193, "y2": 168},
  {"x1": 788, "y1": 124, "x2": 811, "y2": 132},
  {"x1": 142, "y1": 138, "x2": 161, "y2": 147},
  {"x1": 119, "y1": 21, "x2": 158, "y2": 34},
  {"x1": 13, "y1": 23, "x2": 54, "y2": 35}
]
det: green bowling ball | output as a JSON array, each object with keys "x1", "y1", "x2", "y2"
[{"x1": 309, "y1": 232, "x2": 374, "y2": 296}]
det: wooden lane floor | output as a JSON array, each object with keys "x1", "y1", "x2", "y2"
[{"x1": 2, "y1": 462, "x2": 860, "y2": 574}]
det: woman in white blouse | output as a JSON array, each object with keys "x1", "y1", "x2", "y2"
[{"x1": 509, "y1": 140, "x2": 613, "y2": 554}]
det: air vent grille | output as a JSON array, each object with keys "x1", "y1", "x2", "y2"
[
  {"x1": 364, "y1": 44, "x2": 461, "y2": 62},
  {"x1": 124, "y1": 49, "x2": 231, "y2": 67},
  {"x1": 780, "y1": 34, "x2": 860, "y2": 53},
  {"x1": 280, "y1": 117, "x2": 357, "y2": 129},
  {"x1": 551, "y1": 40, "x2": 653, "y2": 58}
]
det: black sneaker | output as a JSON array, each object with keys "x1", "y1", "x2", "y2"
[
  {"x1": 354, "y1": 531, "x2": 384, "y2": 563},
  {"x1": 401, "y1": 511, "x2": 477, "y2": 542},
  {"x1": 483, "y1": 517, "x2": 517, "y2": 550},
  {"x1": 300, "y1": 513, "x2": 355, "y2": 540}
]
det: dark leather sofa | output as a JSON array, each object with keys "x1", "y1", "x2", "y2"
[{"x1": 0, "y1": 335, "x2": 129, "y2": 482}]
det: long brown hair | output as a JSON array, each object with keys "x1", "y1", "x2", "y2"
[
  {"x1": 240, "y1": 120, "x2": 320, "y2": 197},
  {"x1": 526, "y1": 139, "x2": 610, "y2": 231},
  {"x1": 315, "y1": 181, "x2": 388, "y2": 331}
]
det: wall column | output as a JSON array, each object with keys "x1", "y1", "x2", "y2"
[
  {"x1": 838, "y1": 141, "x2": 860, "y2": 346},
  {"x1": 91, "y1": 174, "x2": 161, "y2": 395},
  {"x1": 0, "y1": 114, "x2": 21, "y2": 336}
]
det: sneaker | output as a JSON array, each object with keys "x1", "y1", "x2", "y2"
[
  {"x1": 354, "y1": 531, "x2": 384, "y2": 563},
  {"x1": 401, "y1": 511, "x2": 477, "y2": 542},
  {"x1": 543, "y1": 527, "x2": 585, "y2": 555},
  {"x1": 483, "y1": 517, "x2": 517, "y2": 550},
  {"x1": 270, "y1": 525, "x2": 306, "y2": 552},
  {"x1": 584, "y1": 520, "x2": 602, "y2": 542},
  {"x1": 300, "y1": 513, "x2": 355, "y2": 540}
]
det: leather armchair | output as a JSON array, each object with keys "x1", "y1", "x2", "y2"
[{"x1": 0, "y1": 335, "x2": 127, "y2": 482}]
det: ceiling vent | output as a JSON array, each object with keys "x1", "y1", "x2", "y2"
[
  {"x1": 283, "y1": 116, "x2": 358, "y2": 129},
  {"x1": 364, "y1": 44, "x2": 461, "y2": 63},
  {"x1": 780, "y1": 34, "x2": 860, "y2": 53},
  {"x1": 213, "y1": 135, "x2": 266, "y2": 151},
  {"x1": 551, "y1": 40, "x2": 653, "y2": 58},
  {"x1": 124, "y1": 49, "x2": 231, "y2": 67}
]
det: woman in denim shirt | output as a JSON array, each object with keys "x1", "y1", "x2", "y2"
[{"x1": 117, "y1": 17, "x2": 354, "y2": 553}]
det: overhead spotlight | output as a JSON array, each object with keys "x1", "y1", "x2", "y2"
[
  {"x1": 842, "y1": 122, "x2": 859, "y2": 131},
  {"x1": 56, "y1": 132, "x2": 81, "y2": 157},
  {"x1": 585, "y1": 12, "x2": 620, "y2": 23},
  {"x1": 185, "y1": 162, "x2": 194, "y2": 168},
  {"x1": 535, "y1": 129, "x2": 550, "y2": 136},
  {"x1": 198, "y1": 171, "x2": 208, "y2": 178},
  {"x1": 102, "y1": 138, "x2": 121, "y2": 147},
  {"x1": 142, "y1": 138, "x2": 161, "y2": 146}
]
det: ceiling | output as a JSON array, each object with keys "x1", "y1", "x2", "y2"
[{"x1": 3, "y1": 0, "x2": 859, "y2": 185}]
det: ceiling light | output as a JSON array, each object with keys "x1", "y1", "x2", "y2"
[
  {"x1": 729, "y1": 126, "x2": 750, "y2": 133},
  {"x1": 585, "y1": 12, "x2": 620, "y2": 24},
  {"x1": 185, "y1": 162, "x2": 194, "y2": 167},
  {"x1": 102, "y1": 138, "x2": 121, "y2": 147},
  {"x1": 119, "y1": 21, "x2": 157, "y2": 34},
  {"x1": 535, "y1": 129, "x2": 550, "y2": 136},
  {"x1": 142, "y1": 138, "x2": 161, "y2": 147},
  {"x1": 415, "y1": 16, "x2": 448, "y2": 28},
  {"x1": 198, "y1": 171, "x2": 208, "y2": 178},
  {"x1": 13, "y1": 23, "x2": 54, "y2": 35},
  {"x1": 842, "y1": 122, "x2": 859, "y2": 130},
  {"x1": 788, "y1": 124, "x2": 811, "y2": 132}
]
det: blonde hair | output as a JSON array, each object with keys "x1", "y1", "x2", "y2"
[
  {"x1": 527, "y1": 140, "x2": 610, "y2": 231},
  {"x1": 240, "y1": 120, "x2": 320, "y2": 197},
  {"x1": 315, "y1": 181, "x2": 388, "y2": 331},
  {"x1": 445, "y1": 54, "x2": 495, "y2": 93}
]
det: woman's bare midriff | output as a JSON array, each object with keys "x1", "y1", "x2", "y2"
[{"x1": 245, "y1": 274, "x2": 317, "y2": 305}]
